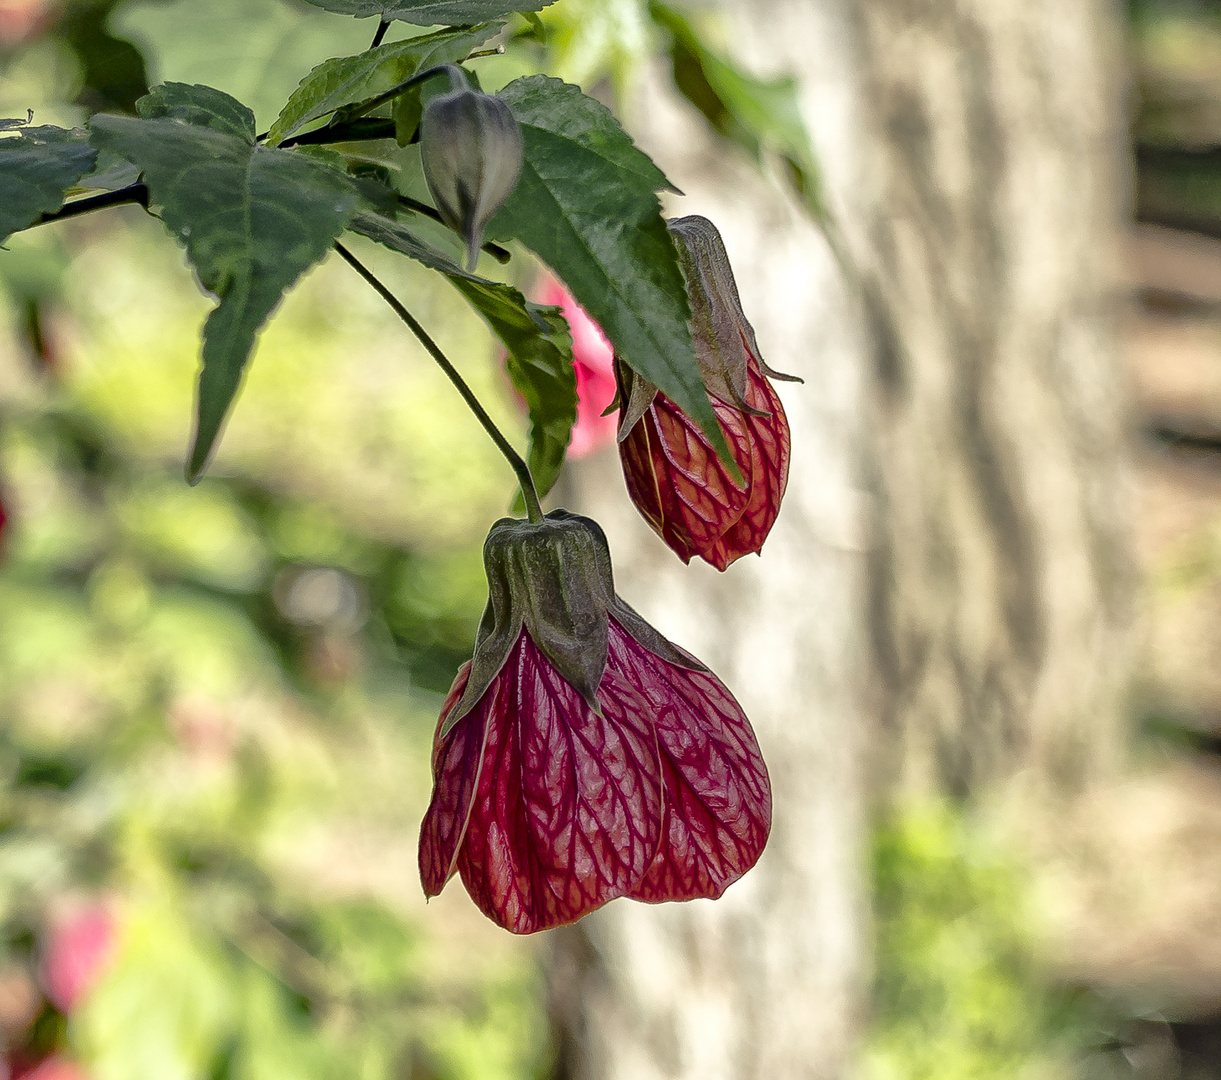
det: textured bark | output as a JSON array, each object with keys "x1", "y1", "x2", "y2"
[
  {"x1": 549, "y1": 2, "x2": 871, "y2": 1077},
  {"x1": 546, "y1": 0, "x2": 1132, "y2": 1076},
  {"x1": 858, "y1": 0, "x2": 1134, "y2": 795}
]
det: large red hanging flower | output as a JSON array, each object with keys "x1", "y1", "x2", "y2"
[
  {"x1": 617, "y1": 215, "x2": 799, "y2": 571},
  {"x1": 419, "y1": 511, "x2": 771, "y2": 934}
]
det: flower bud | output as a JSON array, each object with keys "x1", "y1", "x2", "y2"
[
  {"x1": 419, "y1": 510, "x2": 771, "y2": 933},
  {"x1": 617, "y1": 215, "x2": 800, "y2": 570},
  {"x1": 419, "y1": 74, "x2": 522, "y2": 271}
]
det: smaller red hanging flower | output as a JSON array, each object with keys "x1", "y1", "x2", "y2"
[
  {"x1": 617, "y1": 215, "x2": 800, "y2": 571},
  {"x1": 419, "y1": 511, "x2": 771, "y2": 934}
]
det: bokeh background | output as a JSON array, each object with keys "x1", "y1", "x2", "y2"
[{"x1": 5, "y1": 0, "x2": 1221, "y2": 1077}]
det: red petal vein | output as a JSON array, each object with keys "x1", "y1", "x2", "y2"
[
  {"x1": 607, "y1": 618, "x2": 772, "y2": 902},
  {"x1": 704, "y1": 359, "x2": 790, "y2": 569},
  {"x1": 419, "y1": 662, "x2": 486, "y2": 897},
  {"x1": 453, "y1": 631, "x2": 663, "y2": 933}
]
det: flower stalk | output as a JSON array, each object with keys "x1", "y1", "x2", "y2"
[{"x1": 334, "y1": 242, "x2": 543, "y2": 522}]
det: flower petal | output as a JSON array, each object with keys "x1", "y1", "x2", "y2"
[
  {"x1": 454, "y1": 631, "x2": 663, "y2": 933},
  {"x1": 619, "y1": 392, "x2": 753, "y2": 565},
  {"x1": 703, "y1": 350, "x2": 791, "y2": 568},
  {"x1": 607, "y1": 618, "x2": 772, "y2": 902},
  {"x1": 419, "y1": 662, "x2": 487, "y2": 897}
]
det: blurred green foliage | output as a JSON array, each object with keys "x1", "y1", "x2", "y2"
[
  {"x1": 0, "y1": 224, "x2": 549, "y2": 1076},
  {"x1": 863, "y1": 805, "x2": 1115, "y2": 1080},
  {"x1": 0, "y1": 1, "x2": 557, "y2": 1075},
  {"x1": 0, "y1": 1, "x2": 1154, "y2": 1078}
]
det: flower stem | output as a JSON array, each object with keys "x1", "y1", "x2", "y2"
[
  {"x1": 334, "y1": 242, "x2": 544, "y2": 523},
  {"x1": 34, "y1": 182, "x2": 148, "y2": 227},
  {"x1": 335, "y1": 63, "x2": 450, "y2": 126}
]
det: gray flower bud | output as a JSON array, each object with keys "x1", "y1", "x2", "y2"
[{"x1": 420, "y1": 81, "x2": 523, "y2": 271}]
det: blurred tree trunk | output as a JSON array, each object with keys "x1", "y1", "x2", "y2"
[
  {"x1": 549, "y1": 0, "x2": 1132, "y2": 1076},
  {"x1": 859, "y1": 0, "x2": 1133, "y2": 795},
  {"x1": 550, "y1": 3, "x2": 871, "y2": 1078}
]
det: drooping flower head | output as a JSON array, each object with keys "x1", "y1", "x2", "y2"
[
  {"x1": 419, "y1": 510, "x2": 771, "y2": 934},
  {"x1": 617, "y1": 214, "x2": 800, "y2": 571},
  {"x1": 419, "y1": 67, "x2": 523, "y2": 271},
  {"x1": 536, "y1": 277, "x2": 618, "y2": 458}
]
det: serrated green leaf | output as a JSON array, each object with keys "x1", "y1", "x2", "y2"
[
  {"x1": 650, "y1": 0, "x2": 824, "y2": 219},
  {"x1": 137, "y1": 81, "x2": 257, "y2": 141},
  {"x1": 298, "y1": 0, "x2": 555, "y2": 25},
  {"x1": 488, "y1": 75, "x2": 729, "y2": 463},
  {"x1": 350, "y1": 209, "x2": 577, "y2": 496},
  {"x1": 0, "y1": 126, "x2": 98, "y2": 244},
  {"x1": 268, "y1": 23, "x2": 500, "y2": 146},
  {"x1": 90, "y1": 92, "x2": 361, "y2": 481},
  {"x1": 471, "y1": 288, "x2": 574, "y2": 500}
]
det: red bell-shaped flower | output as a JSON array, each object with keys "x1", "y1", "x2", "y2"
[
  {"x1": 419, "y1": 511, "x2": 771, "y2": 934},
  {"x1": 617, "y1": 215, "x2": 798, "y2": 571}
]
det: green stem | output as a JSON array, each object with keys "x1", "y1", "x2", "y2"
[
  {"x1": 278, "y1": 117, "x2": 396, "y2": 147},
  {"x1": 34, "y1": 182, "x2": 148, "y2": 227},
  {"x1": 334, "y1": 242, "x2": 543, "y2": 523},
  {"x1": 332, "y1": 63, "x2": 451, "y2": 127}
]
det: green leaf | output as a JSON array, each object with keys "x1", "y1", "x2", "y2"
[
  {"x1": 71, "y1": 148, "x2": 142, "y2": 194},
  {"x1": 268, "y1": 23, "x2": 501, "y2": 146},
  {"x1": 57, "y1": 3, "x2": 152, "y2": 115},
  {"x1": 0, "y1": 126, "x2": 98, "y2": 244},
  {"x1": 350, "y1": 209, "x2": 577, "y2": 497},
  {"x1": 489, "y1": 75, "x2": 729, "y2": 462},
  {"x1": 90, "y1": 85, "x2": 361, "y2": 481},
  {"x1": 475, "y1": 289, "x2": 575, "y2": 501},
  {"x1": 113, "y1": 0, "x2": 373, "y2": 129},
  {"x1": 137, "y1": 81, "x2": 256, "y2": 140},
  {"x1": 650, "y1": 0, "x2": 824, "y2": 219},
  {"x1": 297, "y1": 0, "x2": 555, "y2": 25}
]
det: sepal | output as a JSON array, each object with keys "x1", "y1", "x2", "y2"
[
  {"x1": 443, "y1": 510, "x2": 703, "y2": 735},
  {"x1": 667, "y1": 215, "x2": 802, "y2": 408}
]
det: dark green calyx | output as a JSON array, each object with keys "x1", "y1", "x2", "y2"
[
  {"x1": 442, "y1": 510, "x2": 704, "y2": 736},
  {"x1": 617, "y1": 214, "x2": 800, "y2": 440}
]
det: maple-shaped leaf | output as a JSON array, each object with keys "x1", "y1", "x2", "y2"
[
  {"x1": 268, "y1": 23, "x2": 501, "y2": 146},
  {"x1": 298, "y1": 0, "x2": 555, "y2": 26},
  {"x1": 488, "y1": 75, "x2": 731, "y2": 466},
  {"x1": 91, "y1": 83, "x2": 361, "y2": 480},
  {"x1": 0, "y1": 124, "x2": 97, "y2": 244}
]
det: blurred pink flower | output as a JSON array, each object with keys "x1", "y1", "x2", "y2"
[
  {"x1": 20, "y1": 1057, "x2": 89, "y2": 1080},
  {"x1": 536, "y1": 278, "x2": 618, "y2": 458},
  {"x1": 42, "y1": 906, "x2": 116, "y2": 1014},
  {"x1": 0, "y1": 0, "x2": 53, "y2": 45}
]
